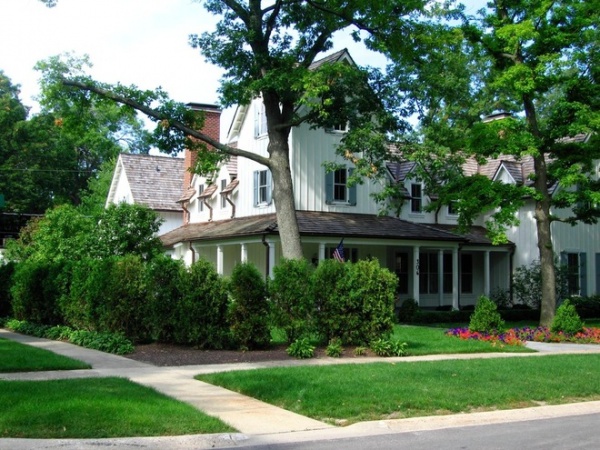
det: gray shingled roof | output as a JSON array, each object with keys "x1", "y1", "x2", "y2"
[
  {"x1": 160, "y1": 211, "x2": 466, "y2": 247},
  {"x1": 119, "y1": 153, "x2": 184, "y2": 212}
]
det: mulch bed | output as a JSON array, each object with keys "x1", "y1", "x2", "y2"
[{"x1": 125, "y1": 342, "x2": 376, "y2": 366}]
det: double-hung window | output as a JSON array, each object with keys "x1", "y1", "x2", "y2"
[
  {"x1": 197, "y1": 184, "x2": 204, "y2": 212},
  {"x1": 254, "y1": 102, "x2": 268, "y2": 137},
  {"x1": 411, "y1": 183, "x2": 423, "y2": 213},
  {"x1": 220, "y1": 179, "x2": 227, "y2": 209},
  {"x1": 325, "y1": 167, "x2": 357, "y2": 205},
  {"x1": 253, "y1": 169, "x2": 272, "y2": 206},
  {"x1": 562, "y1": 252, "x2": 587, "y2": 296}
]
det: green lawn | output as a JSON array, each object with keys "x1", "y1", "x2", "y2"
[
  {"x1": 0, "y1": 377, "x2": 235, "y2": 438},
  {"x1": 391, "y1": 325, "x2": 534, "y2": 355},
  {"x1": 197, "y1": 354, "x2": 600, "y2": 425},
  {"x1": 0, "y1": 338, "x2": 90, "y2": 372}
]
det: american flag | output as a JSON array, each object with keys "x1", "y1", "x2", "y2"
[{"x1": 332, "y1": 239, "x2": 345, "y2": 262}]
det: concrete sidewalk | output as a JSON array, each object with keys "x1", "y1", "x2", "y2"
[{"x1": 2, "y1": 328, "x2": 600, "y2": 449}]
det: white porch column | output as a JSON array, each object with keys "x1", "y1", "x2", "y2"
[
  {"x1": 438, "y1": 249, "x2": 444, "y2": 306},
  {"x1": 412, "y1": 246, "x2": 420, "y2": 305},
  {"x1": 484, "y1": 250, "x2": 490, "y2": 297},
  {"x1": 318, "y1": 243, "x2": 326, "y2": 262},
  {"x1": 217, "y1": 245, "x2": 224, "y2": 276},
  {"x1": 452, "y1": 247, "x2": 459, "y2": 310},
  {"x1": 240, "y1": 243, "x2": 248, "y2": 263}
]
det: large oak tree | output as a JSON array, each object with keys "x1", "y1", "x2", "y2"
[{"x1": 38, "y1": 0, "x2": 426, "y2": 260}]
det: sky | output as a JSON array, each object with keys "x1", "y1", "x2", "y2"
[
  {"x1": 1, "y1": 0, "x2": 484, "y2": 135},
  {"x1": 0, "y1": 0, "x2": 387, "y2": 122}
]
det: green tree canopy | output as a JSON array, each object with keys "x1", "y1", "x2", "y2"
[
  {"x1": 0, "y1": 56, "x2": 153, "y2": 215},
  {"x1": 366, "y1": 0, "x2": 599, "y2": 326},
  {"x1": 37, "y1": 0, "x2": 430, "y2": 260}
]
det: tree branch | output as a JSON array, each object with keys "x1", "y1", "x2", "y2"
[{"x1": 62, "y1": 79, "x2": 270, "y2": 167}]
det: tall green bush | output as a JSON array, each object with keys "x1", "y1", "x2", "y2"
[
  {"x1": 10, "y1": 259, "x2": 68, "y2": 325},
  {"x1": 64, "y1": 257, "x2": 111, "y2": 330},
  {"x1": 269, "y1": 258, "x2": 316, "y2": 341},
  {"x1": 469, "y1": 295, "x2": 505, "y2": 333},
  {"x1": 347, "y1": 259, "x2": 397, "y2": 343},
  {"x1": 143, "y1": 255, "x2": 185, "y2": 343},
  {"x1": 551, "y1": 299, "x2": 584, "y2": 335},
  {"x1": 313, "y1": 259, "x2": 396, "y2": 345},
  {"x1": 313, "y1": 259, "x2": 353, "y2": 342},
  {"x1": 98, "y1": 255, "x2": 150, "y2": 341},
  {"x1": 174, "y1": 259, "x2": 230, "y2": 348},
  {"x1": 228, "y1": 262, "x2": 270, "y2": 349}
]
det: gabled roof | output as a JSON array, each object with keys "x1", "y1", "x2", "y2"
[
  {"x1": 107, "y1": 153, "x2": 184, "y2": 212},
  {"x1": 226, "y1": 49, "x2": 356, "y2": 143},
  {"x1": 160, "y1": 211, "x2": 467, "y2": 247}
]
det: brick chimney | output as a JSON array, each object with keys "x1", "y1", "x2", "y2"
[{"x1": 183, "y1": 103, "x2": 222, "y2": 190}]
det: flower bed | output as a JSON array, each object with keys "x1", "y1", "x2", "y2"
[{"x1": 446, "y1": 326, "x2": 600, "y2": 346}]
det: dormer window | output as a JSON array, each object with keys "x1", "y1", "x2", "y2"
[{"x1": 411, "y1": 183, "x2": 423, "y2": 213}]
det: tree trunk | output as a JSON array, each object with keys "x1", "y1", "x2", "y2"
[
  {"x1": 533, "y1": 154, "x2": 557, "y2": 327},
  {"x1": 268, "y1": 134, "x2": 304, "y2": 260}
]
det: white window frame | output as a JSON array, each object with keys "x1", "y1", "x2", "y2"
[
  {"x1": 411, "y1": 183, "x2": 423, "y2": 213},
  {"x1": 197, "y1": 184, "x2": 204, "y2": 212},
  {"x1": 254, "y1": 102, "x2": 268, "y2": 137}
]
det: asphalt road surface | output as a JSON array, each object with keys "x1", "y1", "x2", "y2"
[{"x1": 234, "y1": 413, "x2": 599, "y2": 450}]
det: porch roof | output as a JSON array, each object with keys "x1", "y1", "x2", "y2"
[
  {"x1": 160, "y1": 211, "x2": 469, "y2": 247},
  {"x1": 432, "y1": 224, "x2": 515, "y2": 247}
]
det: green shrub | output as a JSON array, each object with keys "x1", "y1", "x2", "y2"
[
  {"x1": 370, "y1": 338, "x2": 408, "y2": 357},
  {"x1": 490, "y1": 287, "x2": 511, "y2": 309},
  {"x1": 325, "y1": 338, "x2": 343, "y2": 357},
  {"x1": 44, "y1": 325, "x2": 73, "y2": 341},
  {"x1": 228, "y1": 262, "x2": 270, "y2": 350},
  {"x1": 551, "y1": 299, "x2": 584, "y2": 335},
  {"x1": 286, "y1": 338, "x2": 315, "y2": 359},
  {"x1": 570, "y1": 296, "x2": 600, "y2": 319},
  {"x1": 269, "y1": 258, "x2": 316, "y2": 342},
  {"x1": 64, "y1": 257, "x2": 109, "y2": 330},
  {"x1": 174, "y1": 260, "x2": 230, "y2": 349},
  {"x1": 397, "y1": 298, "x2": 419, "y2": 323},
  {"x1": 354, "y1": 346, "x2": 368, "y2": 356},
  {"x1": 10, "y1": 259, "x2": 68, "y2": 325},
  {"x1": 143, "y1": 255, "x2": 185, "y2": 343},
  {"x1": 469, "y1": 295, "x2": 505, "y2": 333},
  {"x1": 5, "y1": 319, "x2": 50, "y2": 337},
  {"x1": 313, "y1": 259, "x2": 396, "y2": 345},
  {"x1": 513, "y1": 259, "x2": 568, "y2": 309},
  {"x1": 68, "y1": 330, "x2": 134, "y2": 355},
  {"x1": 0, "y1": 261, "x2": 16, "y2": 317}
]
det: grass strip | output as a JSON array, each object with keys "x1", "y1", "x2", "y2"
[
  {"x1": 197, "y1": 354, "x2": 600, "y2": 424},
  {"x1": 392, "y1": 325, "x2": 534, "y2": 355},
  {"x1": 0, "y1": 338, "x2": 90, "y2": 372},
  {"x1": 0, "y1": 377, "x2": 235, "y2": 438}
]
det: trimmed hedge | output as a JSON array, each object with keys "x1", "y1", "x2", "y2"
[{"x1": 228, "y1": 262, "x2": 270, "y2": 350}]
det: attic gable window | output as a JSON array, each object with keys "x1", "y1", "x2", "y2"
[
  {"x1": 411, "y1": 183, "x2": 423, "y2": 213},
  {"x1": 325, "y1": 167, "x2": 357, "y2": 205},
  {"x1": 198, "y1": 184, "x2": 204, "y2": 212},
  {"x1": 327, "y1": 122, "x2": 349, "y2": 133},
  {"x1": 254, "y1": 102, "x2": 268, "y2": 137},
  {"x1": 253, "y1": 169, "x2": 272, "y2": 206}
]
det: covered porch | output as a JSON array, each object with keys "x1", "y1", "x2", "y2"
[{"x1": 161, "y1": 211, "x2": 513, "y2": 308}]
